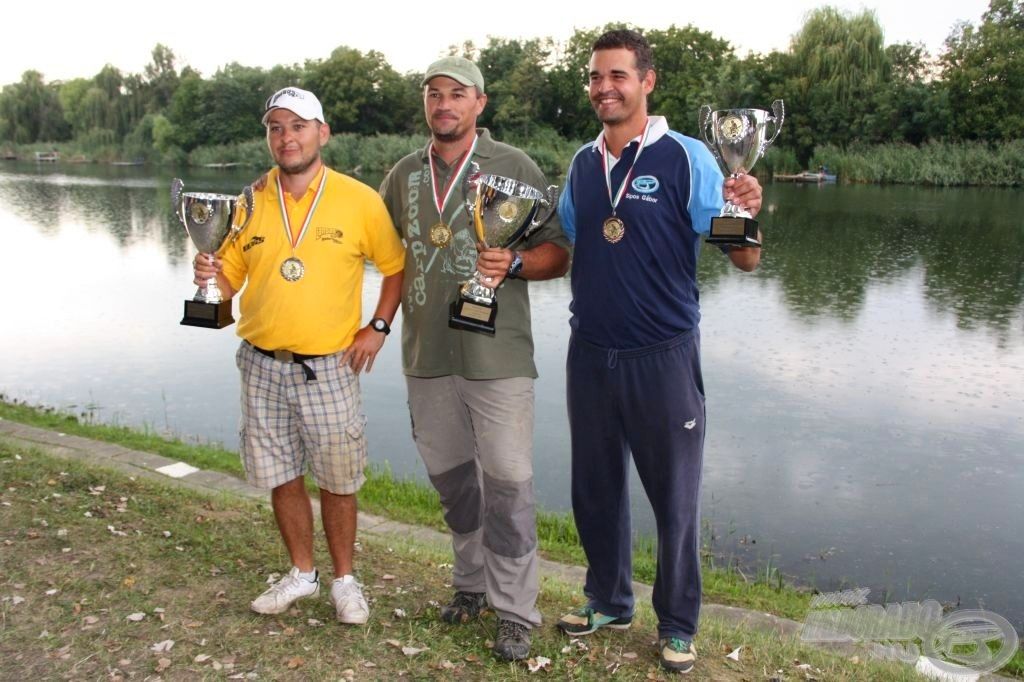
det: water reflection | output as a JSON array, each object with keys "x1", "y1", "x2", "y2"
[{"x1": 1, "y1": 163, "x2": 1022, "y2": 631}]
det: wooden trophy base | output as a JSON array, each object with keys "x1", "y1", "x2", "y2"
[
  {"x1": 706, "y1": 215, "x2": 761, "y2": 248},
  {"x1": 449, "y1": 298, "x2": 497, "y2": 336},
  {"x1": 181, "y1": 299, "x2": 234, "y2": 329}
]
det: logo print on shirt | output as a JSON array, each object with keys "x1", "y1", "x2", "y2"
[
  {"x1": 632, "y1": 175, "x2": 660, "y2": 194},
  {"x1": 683, "y1": 418, "x2": 697, "y2": 430},
  {"x1": 316, "y1": 227, "x2": 344, "y2": 243},
  {"x1": 242, "y1": 235, "x2": 265, "y2": 252}
]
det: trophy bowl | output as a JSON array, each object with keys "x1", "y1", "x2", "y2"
[
  {"x1": 171, "y1": 178, "x2": 254, "y2": 328},
  {"x1": 699, "y1": 99, "x2": 783, "y2": 247},
  {"x1": 448, "y1": 168, "x2": 557, "y2": 336}
]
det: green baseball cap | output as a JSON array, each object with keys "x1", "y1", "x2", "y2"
[{"x1": 421, "y1": 56, "x2": 485, "y2": 94}]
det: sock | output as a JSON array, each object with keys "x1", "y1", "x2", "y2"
[
  {"x1": 336, "y1": 574, "x2": 355, "y2": 584},
  {"x1": 296, "y1": 567, "x2": 318, "y2": 583}
]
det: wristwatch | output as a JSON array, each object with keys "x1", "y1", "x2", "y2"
[
  {"x1": 507, "y1": 251, "x2": 524, "y2": 279},
  {"x1": 369, "y1": 317, "x2": 391, "y2": 335}
]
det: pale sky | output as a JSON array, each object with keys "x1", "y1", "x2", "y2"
[{"x1": 3, "y1": 0, "x2": 989, "y2": 86}]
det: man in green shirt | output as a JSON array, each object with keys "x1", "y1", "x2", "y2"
[{"x1": 380, "y1": 56, "x2": 570, "y2": 661}]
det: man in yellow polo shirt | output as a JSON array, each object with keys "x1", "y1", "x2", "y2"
[{"x1": 192, "y1": 86, "x2": 404, "y2": 624}]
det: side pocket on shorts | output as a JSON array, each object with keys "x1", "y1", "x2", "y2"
[{"x1": 345, "y1": 414, "x2": 369, "y2": 480}]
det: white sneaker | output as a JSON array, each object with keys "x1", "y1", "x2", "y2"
[
  {"x1": 331, "y1": 577, "x2": 369, "y2": 624},
  {"x1": 250, "y1": 567, "x2": 319, "y2": 615}
]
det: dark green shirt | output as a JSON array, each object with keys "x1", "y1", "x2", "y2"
[{"x1": 380, "y1": 129, "x2": 569, "y2": 379}]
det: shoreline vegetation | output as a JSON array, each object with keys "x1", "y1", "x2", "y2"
[
  {"x1": 3, "y1": 136, "x2": 1023, "y2": 187},
  {"x1": 3, "y1": 6, "x2": 1023, "y2": 188}
]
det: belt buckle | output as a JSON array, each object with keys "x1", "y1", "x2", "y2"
[{"x1": 273, "y1": 350, "x2": 295, "y2": 363}]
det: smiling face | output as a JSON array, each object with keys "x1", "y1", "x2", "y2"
[
  {"x1": 424, "y1": 76, "x2": 487, "y2": 144},
  {"x1": 265, "y1": 108, "x2": 329, "y2": 175},
  {"x1": 588, "y1": 47, "x2": 655, "y2": 130}
]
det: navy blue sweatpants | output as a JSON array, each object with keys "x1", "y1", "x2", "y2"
[{"x1": 566, "y1": 329, "x2": 706, "y2": 640}]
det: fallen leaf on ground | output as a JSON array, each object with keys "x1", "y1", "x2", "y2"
[
  {"x1": 622, "y1": 651, "x2": 638, "y2": 659},
  {"x1": 527, "y1": 656, "x2": 552, "y2": 672},
  {"x1": 286, "y1": 656, "x2": 304, "y2": 669},
  {"x1": 393, "y1": 608, "x2": 406, "y2": 618},
  {"x1": 45, "y1": 589, "x2": 58, "y2": 596},
  {"x1": 385, "y1": 639, "x2": 403, "y2": 648},
  {"x1": 155, "y1": 658, "x2": 171, "y2": 672},
  {"x1": 307, "y1": 618, "x2": 323, "y2": 627},
  {"x1": 82, "y1": 615, "x2": 99, "y2": 625},
  {"x1": 361, "y1": 661, "x2": 377, "y2": 668},
  {"x1": 126, "y1": 612, "x2": 145, "y2": 622},
  {"x1": 150, "y1": 639, "x2": 175, "y2": 653},
  {"x1": 382, "y1": 574, "x2": 396, "y2": 580},
  {"x1": 402, "y1": 646, "x2": 428, "y2": 657},
  {"x1": 194, "y1": 654, "x2": 212, "y2": 663},
  {"x1": 340, "y1": 670, "x2": 355, "y2": 681},
  {"x1": 727, "y1": 646, "x2": 742, "y2": 661}
]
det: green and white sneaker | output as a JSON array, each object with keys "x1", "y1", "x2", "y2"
[
  {"x1": 556, "y1": 605, "x2": 632, "y2": 635},
  {"x1": 659, "y1": 637, "x2": 696, "y2": 674}
]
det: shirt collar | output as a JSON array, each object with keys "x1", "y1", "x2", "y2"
[
  {"x1": 420, "y1": 128, "x2": 495, "y2": 165},
  {"x1": 271, "y1": 163, "x2": 327, "y2": 202},
  {"x1": 590, "y1": 116, "x2": 669, "y2": 158}
]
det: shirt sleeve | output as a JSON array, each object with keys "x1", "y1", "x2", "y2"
[
  {"x1": 674, "y1": 133, "x2": 725, "y2": 236},
  {"x1": 556, "y1": 160, "x2": 577, "y2": 245},
  {"x1": 362, "y1": 188, "x2": 406, "y2": 277}
]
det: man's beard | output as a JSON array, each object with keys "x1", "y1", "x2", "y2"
[{"x1": 278, "y1": 154, "x2": 318, "y2": 175}]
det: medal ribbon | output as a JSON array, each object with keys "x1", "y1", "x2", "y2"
[
  {"x1": 428, "y1": 134, "x2": 479, "y2": 222},
  {"x1": 276, "y1": 167, "x2": 327, "y2": 249},
  {"x1": 601, "y1": 119, "x2": 652, "y2": 216}
]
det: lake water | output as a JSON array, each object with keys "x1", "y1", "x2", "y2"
[{"x1": 1, "y1": 162, "x2": 1022, "y2": 631}]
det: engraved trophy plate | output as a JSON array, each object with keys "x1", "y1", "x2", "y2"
[
  {"x1": 171, "y1": 178, "x2": 255, "y2": 328},
  {"x1": 699, "y1": 100, "x2": 784, "y2": 248},
  {"x1": 448, "y1": 165, "x2": 558, "y2": 336}
]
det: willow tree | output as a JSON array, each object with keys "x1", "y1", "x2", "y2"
[{"x1": 788, "y1": 6, "x2": 887, "y2": 161}]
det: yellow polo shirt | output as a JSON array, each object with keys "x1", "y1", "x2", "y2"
[{"x1": 220, "y1": 165, "x2": 405, "y2": 354}]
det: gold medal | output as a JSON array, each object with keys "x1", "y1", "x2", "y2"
[
  {"x1": 280, "y1": 257, "x2": 305, "y2": 282},
  {"x1": 429, "y1": 222, "x2": 453, "y2": 248},
  {"x1": 603, "y1": 216, "x2": 625, "y2": 244}
]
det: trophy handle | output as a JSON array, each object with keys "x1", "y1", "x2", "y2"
[
  {"x1": 765, "y1": 99, "x2": 785, "y2": 148},
  {"x1": 698, "y1": 105, "x2": 715, "y2": 147},
  {"x1": 527, "y1": 184, "x2": 559, "y2": 237},
  {"x1": 462, "y1": 161, "x2": 482, "y2": 218},
  {"x1": 170, "y1": 178, "x2": 185, "y2": 224}
]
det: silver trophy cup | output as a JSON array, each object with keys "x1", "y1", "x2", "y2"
[
  {"x1": 699, "y1": 100, "x2": 784, "y2": 247},
  {"x1": 171, "y1": 178, "x2": 255, "y2": 328},
  {"x1": 448, "y1": 168, "x2": 557, "y2": 335}
]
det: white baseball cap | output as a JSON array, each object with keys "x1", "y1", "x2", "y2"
[{"x1": 262, "y1": 87, "x2": 325, "y2": 125}]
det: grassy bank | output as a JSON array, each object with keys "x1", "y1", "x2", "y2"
[
  {"x1": 2, "y1": 130, "x2": 584, "y2": 178},
  {"x1": 0, "y1": 397, "x2": 809, "y2": 621},
  {"x1": 0, "y1": 440, "x2": 931, "y2": 680},
  {"x1": 11, "y1": 135, "x2": 1022, "y2": 186},
  {"x1": 813, "y1": 140, "x2": 1024, "y2": 187}
]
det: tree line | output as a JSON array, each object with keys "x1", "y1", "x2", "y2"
[{"x1": 1, "y1": 2, "x2": 1020, "y2": 170}]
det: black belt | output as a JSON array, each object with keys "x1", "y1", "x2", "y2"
[{"x1": 252, "y1": 345, "x2": 326, "y2": 382}]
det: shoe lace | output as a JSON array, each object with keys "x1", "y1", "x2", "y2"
[
  {"x1": 499, "y1": 620, "x2": 528, "y2": 641},
  {"x1": 666, "y1": 637, "x2": 692, "y2": 653},
  {"x1": 267, "y1": 572, "x2": 305, "y2": 596}
]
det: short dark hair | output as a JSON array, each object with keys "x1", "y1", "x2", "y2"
[{"x1": 592, "y1": 29, "x2": 654, "y2": 75}]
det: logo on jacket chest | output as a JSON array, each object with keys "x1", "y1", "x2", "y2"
[{"x1": 624, "y1": 175, "x2": 660, "y2": 204}]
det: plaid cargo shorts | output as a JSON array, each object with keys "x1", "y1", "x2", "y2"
[{"x1": 236, "y1": 342, "x2": 367, "y2": 494}]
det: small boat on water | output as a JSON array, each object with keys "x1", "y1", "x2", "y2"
[
  {"x1": 774, "y1": 170, "x2": 837, "y2": 183},
  {"x1": 34, "y1": 151, "x2": 60, "y2": 163}
]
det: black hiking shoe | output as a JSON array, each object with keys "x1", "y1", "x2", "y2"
[
  {"x1": 493, "y1": 619, "x2": 531, "y2": 661},
  {"x1": 439, "y1": 590, "x2": 487, "y2": 624}
]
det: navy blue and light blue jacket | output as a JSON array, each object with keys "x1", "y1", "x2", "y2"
[{"x1": 558, "y1": 116, "x2": 725, "y2": 349}]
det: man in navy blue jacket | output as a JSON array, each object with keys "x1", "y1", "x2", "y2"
[{"x1": 556, "y1": 29, "x2": 764, "y2": 675}]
